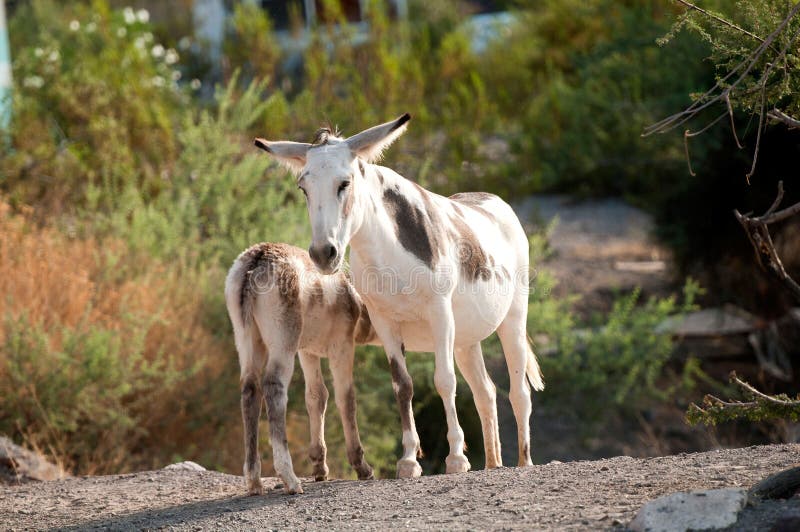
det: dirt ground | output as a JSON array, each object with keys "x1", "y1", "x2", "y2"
[{"x1": 2, "y1": 444, "x2": 798, "y2": 531}]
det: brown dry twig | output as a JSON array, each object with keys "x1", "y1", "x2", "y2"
[
  {"x1": 768, "y1": 108, "x2": 800, "y2": 129},
  {"x1": 734, "y1": 181, "x2": 800, "y2": 302}
]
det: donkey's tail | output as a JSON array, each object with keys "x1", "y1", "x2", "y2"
[{"x1": 525, "y1": 335, "x2": 545, "y2": 391}]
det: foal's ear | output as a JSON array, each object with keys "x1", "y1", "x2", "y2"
[
  {"x1": 254, "y1": 139, "x2": 311, "y2": 173},
  {"x1": 345, "y1": 113, "x2": 411, "y2": 163}
]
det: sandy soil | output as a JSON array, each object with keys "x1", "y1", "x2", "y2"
[{"x1": 2, "y1": 444, "x2": 798, "y2": 531}]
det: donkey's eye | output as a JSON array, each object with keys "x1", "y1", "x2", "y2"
[{"x1": 338, "y1": 181, "x2": 351, "y2": 196}]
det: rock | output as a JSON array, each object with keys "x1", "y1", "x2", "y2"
[
  {"x1": 749, "y1": 466, "x2": 800, "y2": 500},
  {"x1": 0, "y1": 436, "x2": 66, "y2": 483},
  {"x1": 162, "y1": 461, "x2": 206, "y2": 472},
  {"x1": 656, "y1": 306, "x2": 757, "y2": 337},
  {"x1": 629, "y1": 488, "x2": 748, "y2": 532}
]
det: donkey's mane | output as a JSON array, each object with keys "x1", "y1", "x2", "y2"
[{"x1": 310, "y1": 123, "x2": 343, "y2": 146}]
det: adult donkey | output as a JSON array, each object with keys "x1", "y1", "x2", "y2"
[{"x1": 255, "y1": 115, "x2": 543, "y2": 477}]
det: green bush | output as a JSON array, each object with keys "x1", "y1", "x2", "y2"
[
  {"x1": 1, "y1": 0, "x2": 184, "y2": 213},
  {"x1": 0, "y1": 312, "x2": 189, "y2": 473}
]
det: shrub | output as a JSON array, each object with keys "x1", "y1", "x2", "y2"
[{"x1": 1, "y1": 0, "x2": 184, "y2": 215}]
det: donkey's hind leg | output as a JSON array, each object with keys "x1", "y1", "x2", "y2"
[
  {"x1": 298, "y1": 351, "x2": 329, "y2": 481},
  {"x1": 454, "y1": 343, "x2": 502, "y2": 468},
  {"x1": 329, "y1": 341, "x2": 374, "y2": 480},
  {"x1": 496, "y1": 307, "x2": 534, "y2": 467}
]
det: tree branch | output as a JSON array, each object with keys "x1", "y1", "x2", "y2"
[
  {"x1": 673, "y1": 0, "x2": 768, "y2": 46},
  {"x1": 687, "y1": 371, "x2": 800, "y2": 425},
  {"x1": 734, "y1": 181, "x2": 800, "y2": 302},
  {"x1": 768, "y1": 108, "x2": 800, "y2": 129},
  {"x1": 731, "y1": 371, "x2": 800, "y2": 406}
]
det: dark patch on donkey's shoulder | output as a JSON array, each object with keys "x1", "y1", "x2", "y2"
[{"x1": 382, "y1": 187, "x2": 440, "y2": 270}]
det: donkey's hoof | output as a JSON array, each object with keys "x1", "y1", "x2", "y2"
[
  {"x1": 284, "y1": 482, "x2": 304, "y2": 495},
  {"x1": 397, "y1": 459, "x2": 422, "y2": 479},
  {"x1": 312, "y1": 463, "x2": 329, "y2": 482},
  {"x1": 445, "y1": 455, "x2": 471, "y2": 474},
  {"x1": 356, "y1": 463, "x2": 375, "y2": 480},
  {"x1": 281, "y1": 475, "x2": 304, "y2": 494},
  {"x1": 245, "y1": 478, "x2": 264, "y2": 496}
]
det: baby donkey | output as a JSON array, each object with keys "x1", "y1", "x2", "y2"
[{"x1": 225, "y1": 242, "x2": 378, "y2": 494}]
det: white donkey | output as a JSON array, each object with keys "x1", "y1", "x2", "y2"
[
  {"x1": 254, "y1": 116, "x2": 544, "y2": 478},
  {"x1": 225, "y1": 242, "x2": 377, "y2": 495}
]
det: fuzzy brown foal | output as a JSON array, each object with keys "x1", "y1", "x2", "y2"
[{"x1": 225, "y1": 242, "x2": 378, "y2": 494}]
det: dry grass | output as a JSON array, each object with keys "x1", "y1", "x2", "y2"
[
  {"x1": 0, "y1": 201, "x2": 240, "y2": 474},
  {"x1": 0, "y1": 201, "x2": 344, "y2": 478}
]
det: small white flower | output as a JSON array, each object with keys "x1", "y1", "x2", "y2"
[
  {"x1": 151, "y1": 44, "x2": 164, "y2": 58},
  {"x1": 171, "y1": 70, "x2": 182, "y2": 81},
  {"x1": 86, "y1": 22, "x2": 97, "y2": 33},
  {"x1": 136, "y1": 9, "x2": 149, "y2": 23},
  {"x1": 178, "y1": 36, "x2": 191, "y2": 50},
  {"x1": 48, "y1": 50, "x2": 60, "y2": 62},
  {"x1": 134, "y1": 36, "x2": 146, "y2": 49},
  {"x1": 123, "y1": 7, "x2": 136, "y2": 25},
  {"x1": 69, "y1": 20, "x2": 80, "y2": 31},
  {"x1": 150, "y1": 76, "x2": 164, "y2": 87},
  {"x1": 23, "y1": 76, "x2": 45, "y2": 89},
  {"x1": 116, "y1": 27, "x2": 127, "y2": 38},
  {"x1": 143, "y1": 32, "x2": 153, "y2": 43},
  {"x1": 190, "y1": 78, "x2": 201, "y2": 90},
  {"x1": 34, "y1": 47, "x2": 44, "y2": 57},
  {"x1": 164, "y1": 49, "x2": 179, "y2": 65}
]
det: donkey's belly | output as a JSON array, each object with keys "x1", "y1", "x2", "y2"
[{"x1": 399, "y1": 286, "x2": 512, "y2": 352}]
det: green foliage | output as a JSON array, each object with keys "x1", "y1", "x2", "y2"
[
  {"x1": 1, "y1": 0, "x2": 185, "y2": 212},
  {"x1": 495, "y1": 0, "x2": 715, "y2": 198},
  {"x1": 0, "y1": 0, "x2": 735, "y2": 476},
  {"x1": 97, "y1": 73, "x2": 309, "y2": 266},
  {"x1": 660, "y1": 0, "x2": 800, "y2": 118},
  {"x1": 530, "y1": 259, "x2": 703, "y2": 426},
  {"x1": 687, "y1": 372, "x2": 800, "y2": 425},
  {"x1": 224, "y1": 3, "x2": 281, "y2": 87}
]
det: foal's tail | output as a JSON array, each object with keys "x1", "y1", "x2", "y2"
[
  {"x1": 224, "y1": 250, "x2": 264, "y2": 374},
  {"x1": 525, "y1": 335, "x2": 545, "y2": 391}
]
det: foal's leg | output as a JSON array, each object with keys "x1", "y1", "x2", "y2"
[
  {"x1": 298, "y1": 351, "x2": 329, "y2": 481},
  {"x1": 262, "y1": 349, "x2": 302, "y2": 494},
  {"x1": 454, "y1": 343, "x2": 502, "y2": 468},
  {"x1": 240, "y1": 335, "x2": 267, "y2": 495},
  {"x1": 329, "y1": 341, "x2": 374, "y2": 480},
  {"x1": 429, "y1": 300, "x2": 470, "y2": 474},
  {"x1": 496, "y1": 305, "x2": 534, "y2": 467}
]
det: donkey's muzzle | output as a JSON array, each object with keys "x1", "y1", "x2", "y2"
[{"x1": 309, "y1": 242, "x2": 339, "y2": 274}]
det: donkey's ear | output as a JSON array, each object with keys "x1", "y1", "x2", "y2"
[
  {"x1": 345, "y1": 113, "x2": 411, "y2": 163},
  {"x1": 254, "y1": 138, "x2": 311, "y2": 173}
]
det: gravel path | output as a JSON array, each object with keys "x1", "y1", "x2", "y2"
[{"x1": 2, "y1": 444, "x2": 798, "y2": 530}]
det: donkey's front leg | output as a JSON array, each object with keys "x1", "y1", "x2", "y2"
[
  {"x1": 329, "y1": 342, "x2": 374, "y2": 480},
  {"x1": 430, "y1": 300, "x2": 471, "y2": 474},
  {"x1": 263, "y1": 353, "x2": 303, "y2": 494},
  {"x1": 370, "y1": 315, "x2": 422, "y2": 478}
]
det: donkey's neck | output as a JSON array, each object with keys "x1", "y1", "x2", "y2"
[{"x1": 349, "y1": 162, "x2": 420, "y2": 268}]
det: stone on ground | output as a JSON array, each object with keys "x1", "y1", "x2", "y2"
[{"x1": 629, "y1": 487, "x2": 748, "y2": 532}]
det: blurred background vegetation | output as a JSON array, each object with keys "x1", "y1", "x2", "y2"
[{"x1": 1, "y1": 0, "x2": 798, "y2": 479}]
